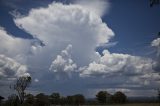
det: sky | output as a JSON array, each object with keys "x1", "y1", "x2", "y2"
[{"x1": 0, "y1": 0, "x2": 160, "y2": 98}]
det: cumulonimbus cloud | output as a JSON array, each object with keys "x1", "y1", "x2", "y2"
[
  {"x1": 13, "y1": 2, "x2": 114, "y2": 67},
  {"x1": 3, "y1": 1, "x2": 158, "y2": 97}
]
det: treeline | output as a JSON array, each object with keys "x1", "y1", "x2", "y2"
[
  {"x1": 0, "y1": 76, "x2": 160, "y2": 106},
  {"x1": 1, "y1": 90, "x2": 127, "y2": 106}
]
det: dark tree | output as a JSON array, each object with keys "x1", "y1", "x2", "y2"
[
  {"x1": 65, "y1": 94, "x2": 85, "y2": 105},
  {"x1": 35, "y1": 93, "x2": 49, "y2": 106},
  {"x1": 25, "y1": 94, "x2": 35, "y2": 105},
  {"x1": 0, "y1": 96, "x2": 4, "y2": 106},
  {"x1": 112, "y1": 91, "x2": 127, "y2": 103},
  {"x1": 59, "y1": 96, "x2": 67, "y2": 105},
  {"x1": 96, "y1": 91, "x2": 111, "y2": 104},
  {"x1": 150, "y1": 0, "x2": 160, "y2": 7},
  {"x1": 13, "y1": 76, "x2": 32, "y2": 104},
  {"x1": 50, "y1": 92, "x2": 60, "y2": 104},
  {"x1": 73, "y1": 94, "x2": 85, "y2": 105},
  {"x1": 158, "y1": 89, "x2": 160, "y2": 103},
  {"x1": 5, "y1": 94, "x2": 20, "y2": 106}
]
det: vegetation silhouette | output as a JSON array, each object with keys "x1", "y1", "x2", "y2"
[{"x1": 10, "y1": 76, "x2": 31, "y2": 104}]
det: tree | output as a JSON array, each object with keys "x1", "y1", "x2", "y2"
[
  {"x1": 0, "y1": 96, "x2": 4, "y2": 106},
  {"x1": 158, "y1": 89, "x2": 160, "y2": 103},
  {"x1": 13, "y1": 76, "x2": 32, "y2": 104},
  {"x1": 112, "y1": 91, "x2": 127, "y2": 103},
  {"x1": 150, "y1": 0, "x2": 160, "y2": 7},
  {"x1": 5, "y1": 94, "x2": 20, "y2": 106},
  {"x1": 50, "y1": 92, "x2": 60, "y2": 104},
  {"x1": 35, "y1": 93, "x2": 49, "y2": 106},
  {"x1": 96, "y1": 91, "x2": 111, "y2": 104},
  {"x1": 73, "y1": 94, "x2": 85, "y2": 105},
  {"x1": 66, "y1": 94, "x2": 85, "y2": 105},
  {"x1": 25, "y1": 94, "x2": 35, "y2": 105}
]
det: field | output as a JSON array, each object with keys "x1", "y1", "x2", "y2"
[{"x1": 82, "y1": 103, "x2": 160, "y2": 106}]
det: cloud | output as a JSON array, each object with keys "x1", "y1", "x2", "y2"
[
  {"x1": 34, "y1": 78, "x2": 39, "y2": 82},
  {"x1": 13, "y1": 2, "x2": 114, "y2": 67},
  {"x1": 0, "y1": 54, "x2": 29, "y2": 80},
  {"x1": 49, "y1": 44, "x2": 77, "y2": 79},
  {"x1": 98, "y1": 41, "x2": 118, "y2": 48},
  {"x1": 151, "y1": 38, "x2": 160, "y2": 72},
  {"x1": 80, "y1": 50, "x2": 160, "y2": 87},
  {"x1": 73, "y1": 0, "x2": 110, "y2": 17},
  {"x1": 151, "y1": 38, "x2": 160, "y2": 56},
  {"x1": 5, "y1": 1, "x2": 158, "y2": 97},
  {"x1": 0, "y1": 27, "x2": 42, "y2": 64},
  {"x1": 80, "y1": 50, "x2": 153, "y2": 77}
]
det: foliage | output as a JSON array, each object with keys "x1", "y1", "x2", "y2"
[
  {"x1": 50, "y1": 92, "x2": 60, "y2": 104},
  {"x1": 35, "y1": 93, "x2": 50, "y2": 106},
  {"x1": 66, "y1": 94, "x2": 85, "y2": 105},
  {"x1": 150, "y1": 0, "x2": 160, "y2": 7},
  {"x1": 13, "y1": 76, "x2": 32, "y2": 104},
  {"x1": 4, "y1": 94, "x2": 20, "y2": 106},
  {"x1": 158, "y1": 89, "x2": 160, "y2": 103},
  {"x1": 112, "y1": 91, "x2": 127, "y2": 103},
  {"x1": 24, "y1": 94, "x2": 34, "y2": 105},
  {"x1": 96, "y1": 91, "x2": 111, "y2": 104}
]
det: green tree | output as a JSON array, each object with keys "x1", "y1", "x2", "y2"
[{"x1": 13, "y1": 76, "x2": 32, "y2": 104}]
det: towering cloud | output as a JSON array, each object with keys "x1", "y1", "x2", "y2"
[
  {"x1": 0, "y1": 1, "x2": 157, "y2": 97},
  {"x1": 49, "y1": 44, "x2": 77, "y2": 79}
]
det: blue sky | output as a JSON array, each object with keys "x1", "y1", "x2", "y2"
[{"x1": 0, "y1": 0, "x2": 160, "y2": 98}]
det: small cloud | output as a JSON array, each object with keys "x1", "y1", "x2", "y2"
[
  {"x1": 34, "y1": 78, "x2": 39, "y2": 82},
  {"x1": 98, "y1": 41, "x2": 118, "y2": 48},
  {"x1": 151, "y1": 38, "x2": 160, "y2": 56}
]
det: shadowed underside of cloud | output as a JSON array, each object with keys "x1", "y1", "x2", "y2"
[
  {"x1": 0, "y1": 54, "x2": 29, "y2": 79},
  {"x1": 0, "y1": 1, "x2": 160, "y2": 97}
]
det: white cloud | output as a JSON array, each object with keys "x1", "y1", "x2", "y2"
[
  {"x1": 34, "y1": 78, "x2": 39, "y2": 82},
  {"x1": 49, "y1": 44, "x2": 77, "y2": 79},
  {"x1": 14, "y1": 2, "x2": 114, "y2": 67},
  {"x1": 5, "y1": 1, "x2": 158, "y2": 97},
  {"x1": 0, "y1": 27, "x2": 42, "y2": 64},
  {"x1": 80, "y1": 50, "x2": 153, "y2": 76},
  {"x1": 151, "y1": 38, "x2": 160, "y2": 56},
  {"x1": 73, "y1": 0, "x2": 110, "y2": 17},
  {"x1": 151, "y1": 38, "x2": 160, "y2": 72},
  {"x1": 0, "y1": 54, "x2": 29, "y2": 79},
  {"x1": 80, "y1": 50, "x2": 160, "y2": 86}
]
